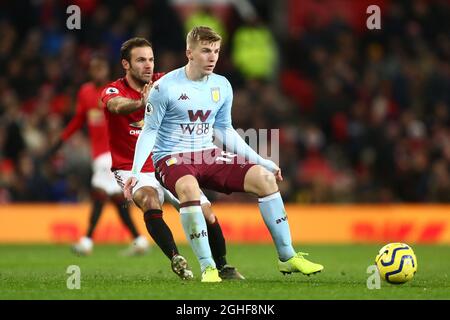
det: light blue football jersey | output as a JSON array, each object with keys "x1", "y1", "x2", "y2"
[
  {"x1": 131, "y1": 66, "x2": 276, "y2": 176},
  {"x1": 146, "y1": 67, "x2": 231, "y2": 163}
]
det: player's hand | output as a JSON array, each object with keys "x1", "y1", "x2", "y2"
[
  {"x1": 140, "y1": 82, "x2": 152, "y2": 108},
  {"x1": 270, "y1": 162, "x2": 283, "y2": 182},
  {"x1": 124, "y1": 177, "x2": 138, "y2": 201},
  {"x1": 263, "y1": 160, "x2": 283, "y2": 182},
  {"x1": 274, "y1": 167, "x2": 283, "y2": 182}
]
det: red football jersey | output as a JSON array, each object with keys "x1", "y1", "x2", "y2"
[
  {"x1": 61, "y1": 82, "x2": 110, "y2": 159},
  {"x1": 101, "y1": 73, "x2": 165, "y2": 172}
]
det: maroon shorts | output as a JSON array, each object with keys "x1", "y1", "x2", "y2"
[{"x1": 155, "y1": 148, "x2": 255, "y2": 197}]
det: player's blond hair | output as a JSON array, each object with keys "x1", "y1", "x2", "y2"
[{"x1": 186, "y1": 26, "x2": 222, "y2": 49}]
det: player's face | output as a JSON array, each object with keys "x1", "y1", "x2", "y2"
[
  {"x1": 90, "y1": 59, "x2": 109, "y2": 84},
  {"x1": 189, "y1": 41, "x2": 220, "y2": 76},
  {"x1": 127, "y1": 46, "x2": 154, "y2": 85}
]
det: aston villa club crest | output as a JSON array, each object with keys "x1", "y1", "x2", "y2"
[{"x1": 211, "y1": 87, "x2": 220, "y2": 103}]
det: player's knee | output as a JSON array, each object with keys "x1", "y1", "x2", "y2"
[
  {"x1": 176, "y1": 183, "x2": 200, "y2": 202},
  {"x1": 251, "y1": 165, "x2": 278, "y2": 197},
  {"x1": 260, "y1": 175, "x2": 278, "y2": 196},
  {"x1": 133, "y1": 188, "x2": 161, "y2": 211}
]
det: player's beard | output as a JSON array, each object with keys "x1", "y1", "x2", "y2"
[{"x1": 129, "y1": 68, "x2": 151, "y2": 87}]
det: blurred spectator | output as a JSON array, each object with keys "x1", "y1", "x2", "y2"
[
  {"x1": 184, "y1": 5, "x2": 228, "y2": 44},
  {"x1": 231, "y1": 15, "x2": 278, "y2": 81}
]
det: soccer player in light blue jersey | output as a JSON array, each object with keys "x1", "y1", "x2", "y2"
[{"x1": 125, "y1": 26, "x2": 324, "y2": 282}]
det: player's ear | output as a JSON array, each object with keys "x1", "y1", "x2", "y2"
[
  {"x1": 121, "y1": 59, "x2": 130, "y2": 70},
  {"x1": 186, "y1": 49, "x2": 193, "y2": 61}
]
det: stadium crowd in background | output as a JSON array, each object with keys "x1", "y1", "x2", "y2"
[{"x1": 0, "y1": 0, "x2": 448, "y2": 204}]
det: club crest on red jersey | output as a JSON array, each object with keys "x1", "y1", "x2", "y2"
[
  {"x1": 105, "y1": 87, "x2": 119, "y2": 94},
  {"x1": 129, "y1": 119, "x2": 144, "y2": 128}
]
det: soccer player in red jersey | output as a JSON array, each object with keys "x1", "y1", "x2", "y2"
[
  {"x1": 101, "y1": 38, "x2": 243, "y2": 280},
  {"x1": 46, "y1": 54, "x2": 149, "y2": 256}
]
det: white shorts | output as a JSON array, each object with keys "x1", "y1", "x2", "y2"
[
  {"x1": 91, "y1": 152, "x2": 122, "y2": 195},
  {"x1": 113, "y1": 170, "x2": 210, "y2": 209}
]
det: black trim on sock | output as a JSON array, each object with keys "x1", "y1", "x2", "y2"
[
  {"x1": 143, "y1": 209, "x2": 179, "y2": 259},
  {"x1": 180, "y1": 200, "x2": 201, "y2": 208}
]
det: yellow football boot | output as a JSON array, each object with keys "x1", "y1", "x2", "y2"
[
  {"x1": 278, "y1": 252, "x2": 324, "y2": 276},
  {"x1": 201, "y1": 266, "x2": 222, "y2": 283}
]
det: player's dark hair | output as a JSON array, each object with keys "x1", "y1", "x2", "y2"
[{"x1": 120, "y1": 37, "x2": 152, "y2": 62}]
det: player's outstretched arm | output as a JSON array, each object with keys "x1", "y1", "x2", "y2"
[
  {"x1": 107, "y1": 83, "x2": 151, "y2": 114},
  {"x1": 214, "y1": 126, "x2": 282, "y2": 180},
  {"x1": 214, "y1": 79, "x2": 282, "y2": 180}
]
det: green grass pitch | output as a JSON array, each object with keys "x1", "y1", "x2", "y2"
[{"x1": 1, "y1": 244, "x2": 449, "y2": 300}]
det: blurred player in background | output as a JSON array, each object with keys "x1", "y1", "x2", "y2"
[
  {"x1": 102, "y1": 37, "x2": 243, "y2": 280},
  {"x1": 46, "y1": 54, "x2": 149, "y2": 256},
  {"x1": 126, "y1": 26, "x2": 324, "y2": 282}
]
